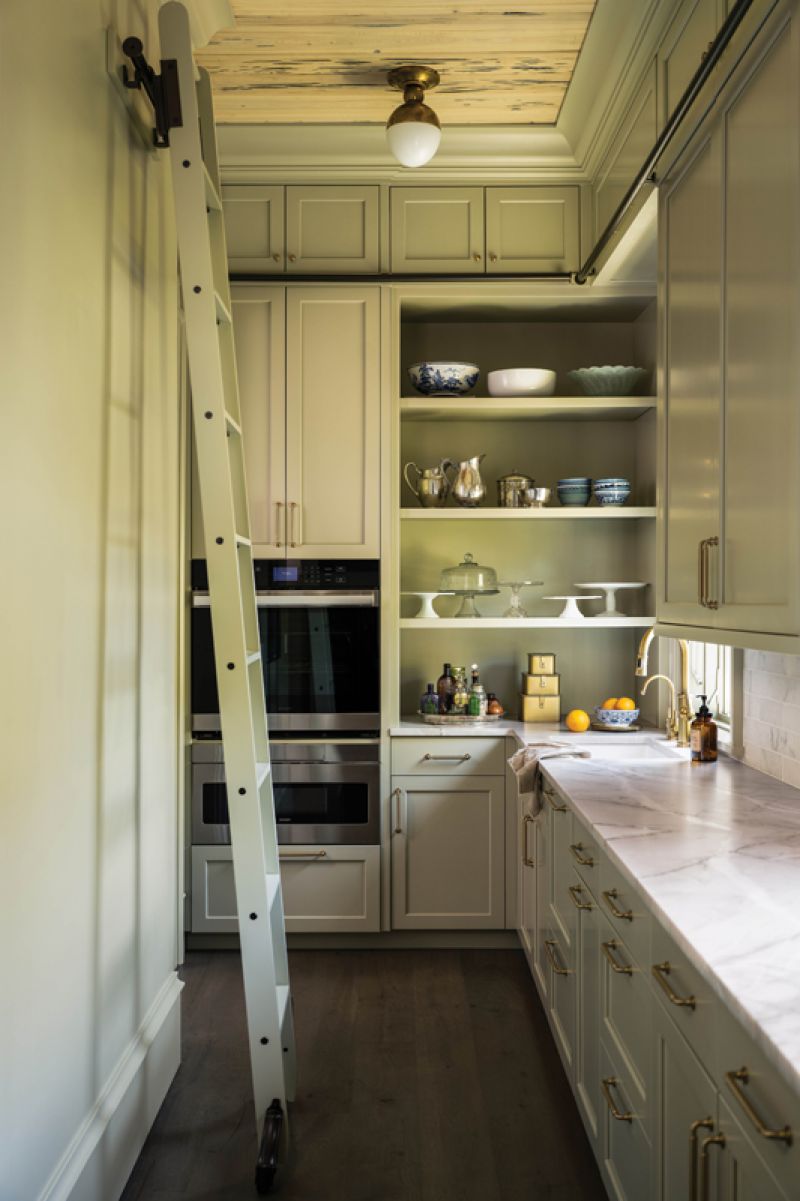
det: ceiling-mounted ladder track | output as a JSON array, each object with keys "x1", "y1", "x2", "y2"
[{"x1": 158, "y1": 3, "x2": 295, "y2": 1191}]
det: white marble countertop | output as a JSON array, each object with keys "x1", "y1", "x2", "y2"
[{"x1": 540, "y1": 751, "x2": 800, "y2": 1097}]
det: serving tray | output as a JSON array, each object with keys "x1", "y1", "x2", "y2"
[{"x1": 418, "y1": 712, "x2": 503, "y2": 725}]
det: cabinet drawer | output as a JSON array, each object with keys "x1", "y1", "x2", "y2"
[
  {"x1": 599, "y1": 917, "x2": 652, "y2": 1133},
  {"x1": 391, "y1": 737, "x2": 505, "y2": 776},
  {"x1": 715, "y1": 1001, "x2": 800, "y2": 1199},
  {"x1": 650, "y1": 921, "x2": 719, "y2": 1073},
  {"x1": 599, "y1": 1040, "x2": 652, "y2": 1201},
  {"x1": 545, "y1": 923, "x2": 577, "y2": 1079},
  {"x1": 569, "y1": 818, "x2": 601, "y2": 892},
  {"x1": 599, "y1": 855, "x2": 651, "y2": 967}
]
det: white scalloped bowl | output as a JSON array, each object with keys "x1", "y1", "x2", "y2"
[
  {"x1": 487, "y1": 368, "x2": 556, "y2": 397},
  {"x1": 568, "y1": 366, "x2": 649, "y2": 396}
]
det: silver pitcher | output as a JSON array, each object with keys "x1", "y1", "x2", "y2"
[
  {"x1": 451, "y1": 454, "x2": 486, "y2": 507},
  {"x1": 403, "y1": 459, "x2": 455, "y2": 508}
]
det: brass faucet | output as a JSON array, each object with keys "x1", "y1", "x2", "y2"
[
  {"x1": 640, "y1": 674, "x2": 678, "y2": 740},
  {"x1": 635, "y1": 627, "x2": 692, "y2": 747}
]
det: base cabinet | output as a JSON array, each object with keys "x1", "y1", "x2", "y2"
[
  {"x1": 191, "y1": 844, "x2": 380, "y2": 933},
  {"x1": 390, "y1": 774, "x2": 505, "y2": 929}
]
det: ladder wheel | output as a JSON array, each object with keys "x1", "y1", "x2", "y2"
[{"x1": 255, "y1": 1099, "x2": 283, "y2": 1194}]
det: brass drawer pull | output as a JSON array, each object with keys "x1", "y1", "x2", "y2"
[
  {"x1": 705, "y1": 536, "x2": 719, "y2": 610},
  {"x1": 602, "y1": 939, "x2": 632, "y2": 975},
  {"x1": 568, "y1": 884, "x2": 593, "y2": 911},
  {"x1": 698, "y1": 538, "x2": 706, "y2": 606},
  {"x1": 602, "y1": 888, "x2": 633, "y2": 921},
  {"x1": 569, "y1": 842, "x2": 595, "y2": 866},
  {"x1": 544, "y1": 790, "x2": 568, "y2": 812},
  {"x1": 288, "y1": 500, "x2": 299, "y2": 548},
  {"x1": 279, "y1": 849, "x2": 327, "y2": 860},
  {"x1": 690, "y1": 1117, "x2": 714, "y2": 1201},
  {"x1": 699, "y1": 1133, "x2": 725, "y2": 1201},
  {"x1": 544, "y1": 938, "x2": 570, "y2": 976},
  {"x1": 522, "y1": 814, "x2": 535, "y2": 867},
  {"x1": 601, "y1": 1077, "x2": 633, "y2": 1123},
  {"x1": 725, "y1": 1068, "x2": 793, "y2": 1145},
  {"x1": 274, "y1": 500, "x2": 284, "y2": 547},
  {"x1": 652, "y1": 961, "x2": 696, "y2": 1010},
  {"x1": 392, "y1": 787, "x2": 402, "y2": 834},
  {"x1": 422, "y1": 752, "x2": 471, "y2": 762}
]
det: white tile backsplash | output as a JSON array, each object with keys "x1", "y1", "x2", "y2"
[{"x1": 741, "y1": 650, "x2": 800, "y2": 788}]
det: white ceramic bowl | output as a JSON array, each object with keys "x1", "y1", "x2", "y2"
[{"x1": 487, "y1": 368, "x2": 556, "y2": 398}]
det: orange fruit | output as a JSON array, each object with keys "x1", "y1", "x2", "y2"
[
  {"x1": 601, "y1": 697, "x2": 619, "y2": 710},
  {"x1": 565, "y1": 709, "x2": 591, "y2": 733},
  {"x1": 616, "y1": 697, "x2": 636, "y2": 711}
]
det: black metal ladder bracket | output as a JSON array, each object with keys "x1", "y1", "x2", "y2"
[{"x1": 121, "y1": 36, "x2": 182, "y2": 147}]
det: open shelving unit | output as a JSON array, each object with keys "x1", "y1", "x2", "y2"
[{"x1": 391, "y1": 284, "x2": 664, "y2": 724}]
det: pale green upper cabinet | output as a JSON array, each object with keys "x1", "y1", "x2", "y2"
[
  {"x1": 594, "y1": 65, "x2": 658, "y2": 239},
  {"x1": 658, "y1": 0, "x2": 722, "y2": 123},
  {"x1": 390, "y1": 187, "x2": 485, "y2": 274},
  {"x1": 485, "y1": 187, "x2": 580, "y2": 273},
  {"x1": 285, "y1": 185, "x2": 379, "y2": 273},
  {"x1": 223, "y1": 185, "x2": 284, "y2": 273}
]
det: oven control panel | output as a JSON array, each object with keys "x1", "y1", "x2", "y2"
[{"x1": 191, "y1": 558, "x2": 380, "y2": 591}]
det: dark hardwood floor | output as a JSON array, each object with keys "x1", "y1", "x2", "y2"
[{"x1": 122, "y1": 949, "x2": 607, "y2": 1201}]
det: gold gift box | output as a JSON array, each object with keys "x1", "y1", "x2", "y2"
[
  {"x1": 520, "y1": 694, "x2": 561, "y2": 722},
  {"x1": 521, "y1": 672, "x2": 561, "y2": 697},
  {"x1": 528, "y1": 653, "x2": 556, "y2": 675}
]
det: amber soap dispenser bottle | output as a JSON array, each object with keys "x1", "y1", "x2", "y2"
[{"x1": 690, "y1": 694, "x2": 718, "y2": 764}]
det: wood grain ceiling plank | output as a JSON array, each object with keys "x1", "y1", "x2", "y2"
[
  {"x1": 228, "y1": 1, "x2": 595, "y2": 16},
  {"x1": 197, "y1": 52, "x2": 577, "y2": 85},
  {"x1": 208, "y1": 93, "x2": 564, "y2": 125}
]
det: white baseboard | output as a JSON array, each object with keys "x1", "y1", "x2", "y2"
[{"x1": 38, "y1": 972, "x2": 183, "y2": 1201}]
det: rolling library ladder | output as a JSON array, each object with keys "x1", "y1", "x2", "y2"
[{"x1": 159, "y1": 3, "x2": 295, "y2": 1191}]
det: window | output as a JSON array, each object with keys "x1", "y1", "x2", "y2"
[{"x1": 683, "y1": 641, "x2": 733, "y2": 728}]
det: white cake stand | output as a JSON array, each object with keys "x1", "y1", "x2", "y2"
[
  {"x1": 574, "y1": 581, "x2": 646, "y2": 618},
  {"x1": 543, "y1": 594, "x2": 602, "y2": 620},
  {"x1": 401, "y1": 591, "x2": 442, "y2": 619}
]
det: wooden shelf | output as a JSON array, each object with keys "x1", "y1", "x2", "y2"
[
  {"x1": 400, "y1": 617, "x2": 655, "y2": 629},
  {"x1": 399, "y1": 396, "x2": 656, "y2": 422},
  {"x1": 400, "y1": 507, "x2": 655, "y2": 520}
]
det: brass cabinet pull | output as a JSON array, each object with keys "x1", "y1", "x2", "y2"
[
  {"x1": 544, "y1": 938, "x2": 570, "y2": 976},
  {"x1": 705, "y1": 535, "x2": 719, "y2": 609},
  {"x1": 288, "y1": 253, "x2": 296, "y2": 262},
  {"x1": 275, "y1": 500, "x2": 284, "y2": 547},
  {"x1": 568, "y1": 884, "x2": 593, "y2": 911},
  {"x1": 288, "y1": 501, "x2": 299, "y2": 547},
  {"x1": 545, "y1": 790, "x2": 568, "y2": 813},
  {"x1": 392, "y1": 787, "x2": 403, "y2": 834},
  {"x1": 569, "y1": 842, "x2": 594, "y2": 866},
  {"x1": 652, "y1": 961, "x2": 696, "y2": 1010},
  {"x1": 522, "y1": 814, "x2": 535, "y2": 867},
  {"x1": 602, "y1": 888, "x2": 633, "y2": 921},
  {"x1": 473, "y1": 252, "x2": 482, "y2": 261},
  {"x1": 699, "y1": 1133, "x2": 725, "y2": 1201},
  {"x1": 422, "y1": 752, "x2": 471, "y2": 762},
  {"x1": 725, "y1": 1068, "x2": 793, "y2": 1144},
  {"x1": 689, "y1": 1117, "x2": 714, "y2": 1201},
  {"x1": 698, "y1": 538, "x2": 707, "y2": 607},
  {"x1": 602, "y1": 939, "x2": 633, "y2": 975},
  {"x1": 489, "y1": 252, "x2": 498, "y2": 262},
  {"x1": 279, "y1": 849, "x2": 327, "y2": 860},
  {"x1": 272, "y1": 252, "x2": 281, "y2": 263},
  {"x1": 601, "y1": 1077, "x2": 633, "y2": 1122}
]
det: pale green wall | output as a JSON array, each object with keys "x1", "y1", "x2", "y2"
[{"x1": 0, "y1": 2, "x2": 181, "y2": 1198}]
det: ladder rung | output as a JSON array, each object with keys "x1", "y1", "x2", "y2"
[
  {"x1": 224, "y1": 410, "x2": 242, "y2": 436},
  {"x1": 257, "y1": 761, "x2": 271, "y2": 789},
  {"x1": 202, "y1": 162, "x2": 222, "y2": 212},
  {"x1": 246, "y1": 650, "x2": 261, "y2": 666},
  {"x1": 276, "y1": 984, "x2": 290, "y2": 1029},
  {"x1": 214, "y1": 291, "x2": 232, "y2": 326},
  {"x1": 235, "y1": 533, "x2": 252, "y2": 548}
]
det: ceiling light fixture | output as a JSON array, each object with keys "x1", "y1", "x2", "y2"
[{"x1": 386, "y1": 65, "x2": 441, "y2": 168}]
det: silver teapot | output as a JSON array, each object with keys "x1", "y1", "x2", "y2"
[
  {"x1": 451, "y1": 454, "x2": 486, "y2": 507},
  {"x1": 403, "y1": 459, "x2": 455, "y2": 508}
]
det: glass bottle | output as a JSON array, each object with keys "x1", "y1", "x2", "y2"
[
  {"x1": 436, "y1": 663, "x2": 455, "y2": 714},
  {"x1": 690, "y1": 694, "x2": 718, "y2": 764},
  {"x1": 451, "y1": 667, "x2": 470, "y2": 714},
  {"x1": 468, "y1": 664, "x2": 488, "y2": 717},
  {"x1": 420, "y1": 683, "x2": 439, "y2": 715}
]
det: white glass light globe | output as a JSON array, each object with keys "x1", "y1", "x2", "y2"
[{"x1": 386, "y1": 120, "x2": 442, "y2": 168}]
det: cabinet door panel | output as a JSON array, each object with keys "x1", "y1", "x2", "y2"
[
  {"x1": 599, "y1": 1041, "x2": 652, "y2": 1201},
  {"x1": 279, "y1": 845, "x2": 380, "y2": 932},
  {"x1": 547, "y1": 923, "x2": 577, "y2": 1079},
  {"x1": 222, "y1": 185, "x2": 284, "y2": 272},
  {"x1": 659, "y1": 0, "x2": 720, "y2": 123},
  {"x1": 286, "y1": 286, "x2": 380, "y2": 558},
  {"x1": 485, "y1": 187, "x2": 579, "y2": 273},
  {"x1": 391, "y1": 775, "x2": 505, "y2": 929},
  {"x1": 653, "y1": 1001, "x2": 718, "y2": 1201},
  {"x1": 658, "y1": 132, "x2": 722, "y2": 626},
  {"x1": 230, "y1": 285, "x2": 286, "y2": 557},
  {"x1": 390, "y1": 188, "x2": 484, "y2": 273},
  {"x1": 576, "y1": 890, "x2": 602, "y2": 1152},
  {"x1": 518, "y1": 810, "x2": 536, "y2": 962},
  {"x1": 286, "y1": 186, "x2": 379, "y2": 274},
  {"x1": 720, "y1": 19, "x2": 800, "y2": 635},
  {"x1": 533, "y1": 807, "x2": 550, "y2": 1002},
  {"x1": 600, "y1": 919, "x2": 652, "y2": 1128},
  {"x1": 717, "y1": 1095, "x2": 790, "y2": 1201}
]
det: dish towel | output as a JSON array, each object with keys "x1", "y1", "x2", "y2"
[{"x1": 508, "y1": 744, "x2": 591, "y2": 817}]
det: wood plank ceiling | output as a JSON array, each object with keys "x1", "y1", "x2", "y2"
[{"x1": 196, "y1": 1, "x2": 598, "y2": 125}]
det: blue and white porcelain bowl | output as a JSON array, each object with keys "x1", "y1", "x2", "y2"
[
  {"x1": 408, "y1": 361, "x2": 480, "y2": 397},
  {"x1": 593, "y1": 477, "x2": 631, "y2": 507},
  {"x1": 593, "y1": 706, "x2": 640, "y2": 727},
  {"x1": 557, "y1": 477, "x2": 592, "y2": 507}
]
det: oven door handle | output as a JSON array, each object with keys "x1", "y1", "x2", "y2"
[{"x1": 191, "y1": 592, "x2": 378, "y2": 608}]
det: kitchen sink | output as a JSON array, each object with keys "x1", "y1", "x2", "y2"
[{"x1": 579, "y1": 739, "x2": 687, "y2": 763}]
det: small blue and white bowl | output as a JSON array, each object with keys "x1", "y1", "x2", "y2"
[
  {"x1": 557, "y1": 477, "x2": 592, "y2": 507},
  {"x1": 408, "y1": 361, "x2": 480, "y2": 397},
  {"x1": 593, "y1": 477, "x2": 631, "y2": 506},
  {"x1": 593, "y1": 706, "x2": 640, "y2": 727}
]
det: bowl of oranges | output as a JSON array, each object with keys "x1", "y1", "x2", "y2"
[{"x1": 593, "y1": 696, "x2": 639, "y2": 728}]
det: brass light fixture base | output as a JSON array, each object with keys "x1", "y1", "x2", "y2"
[{"x1": 387, "y1": 65, "x2": 440, "y2": 92}]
